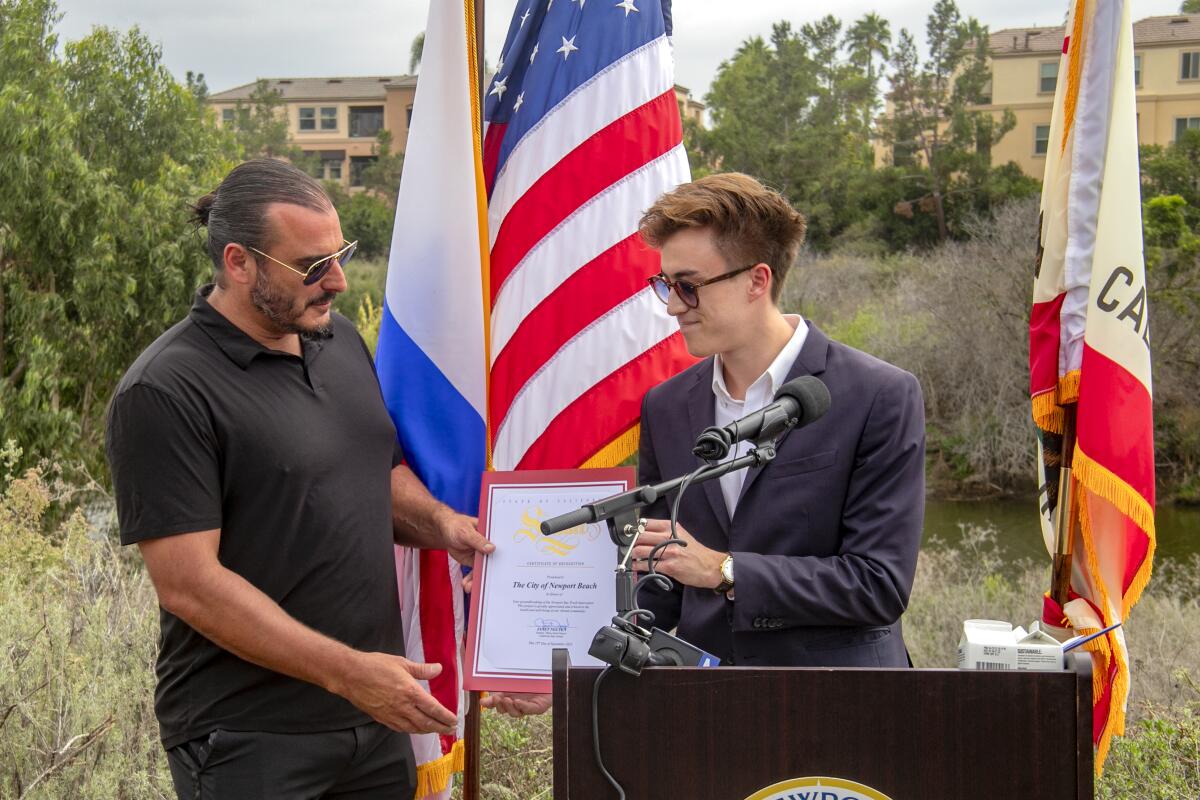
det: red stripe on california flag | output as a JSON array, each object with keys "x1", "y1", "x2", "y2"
[
  {"x1": 489, "y1": 90, "x2": 682, "y2": 301},
  {"x1": 490, "y1": 235, "x2": 660, "y2": 434},
  {"x1": 1076, "y1": 343, "x2": 1155, "y2": 508},
  {"x1": 482, "y1": 122, "x2": 507, "y2": 194},
  {"x1": 1120, "y1": 515, "x2": 1151, "y2": 592},
  {"x1": 417, "y1": 550, "x2": 458, "y2": 755},
  {"x1": 1029, "y1": 293, "x2": 1066, "y2": 396},
  {"x1": 516, "y1": 333, "x2": 695, "y2": 468}
]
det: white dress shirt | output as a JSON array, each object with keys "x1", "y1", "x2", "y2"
[{"x1": 711, "y1": 315, "x2": 808, "y2": 518}]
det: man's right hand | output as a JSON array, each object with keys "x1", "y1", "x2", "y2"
[{"x1": 334, "y1": 652, "x2": 458, "y2": 735}]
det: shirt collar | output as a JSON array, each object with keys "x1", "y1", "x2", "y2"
[
  {"x1": 712, "y1": 314, "x2": 808, "y2": 403},
  {"x1": 190, "y1": 284, "x2": 328, "y2": 369}
]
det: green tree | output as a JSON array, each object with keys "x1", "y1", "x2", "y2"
[
  {"x1": 1182, "y1": 0, "x2": 1200, "y2": 13},
  {"x1": 0, "y1": 0, "x2": 231, "y2": 476},
  {"x1": 1141, "y1": 129, "x2": 1200, "y2": 228},
  {"x1": 359, "y1": 129, "x2": 406, "y2": 202},
  {"x1": 227, "y1": 79, "x2": 292, "y2": 158},
  {"x1": 695, "y1": 21, "x2": 875, "y2": 250},
  {"x1": 222, "y1": 78, "x2": 321, "y2": 175},
  {"x1": 843, "y1": 12, "x2": 892, "y2": 126},
  {"x1": 185, "y1": 70, "x2": 208, "y2": 103},
  {"x1": 335, "y1": 193, "x2": 395, "y2": 261},
  {"x1": 883, "y1": 1, "x2": 1016, "y2": 242},
  {"x1": 410, "y1": 31, "x2": 425, "y2": 73},
  {"x1": 845, "y1": 12, "x2": 891, "y2": 91}
]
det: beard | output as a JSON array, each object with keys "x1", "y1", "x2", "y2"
[{"x1": 251, "y1": 266, "x2": 336, "y2": 339}]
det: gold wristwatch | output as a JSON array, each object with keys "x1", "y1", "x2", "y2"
[{"x1": 714, "y1": 554, "x2": 735, "y2": 595}]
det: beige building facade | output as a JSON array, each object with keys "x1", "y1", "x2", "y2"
[
  {"x1": 876, "y1": 14, "x2": 1200, "y2": 176},
  {"x1": 209, "y1": 76, "x2": 703, "y2": 189},
  {"x1": 209, "y1": 76, "x2": 418, "y2": 188}
]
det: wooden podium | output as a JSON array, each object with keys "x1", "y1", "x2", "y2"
[{"x1": 551, "y1": 649, "x2": 1093, "y2": 799}]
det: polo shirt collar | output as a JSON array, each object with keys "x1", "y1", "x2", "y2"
[
  {"x1": 712, "y1": 314, "x2": 808, "y2": 402},
  {"x1": 190, "y1": 284, "x2": 330, "y2": 369}
]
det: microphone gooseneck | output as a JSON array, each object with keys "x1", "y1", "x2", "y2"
[{"x1": 692, "y1": 375, "x2": 831, "y2": 461}]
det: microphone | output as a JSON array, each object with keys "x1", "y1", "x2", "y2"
[{"x1": 692, "y1": 375, "x2": 830, "y2": 461}]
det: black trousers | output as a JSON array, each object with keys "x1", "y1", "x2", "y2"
[{"x1": 166, "y1": 722, "x2": 417, "y2": 799}]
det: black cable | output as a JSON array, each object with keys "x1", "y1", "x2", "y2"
[
  {"x1": 630, "y1": 462, "x2": 704, "y2": 610},
  {"x1": 592, "y1": 665, "x2": 625, "y2": 799}
]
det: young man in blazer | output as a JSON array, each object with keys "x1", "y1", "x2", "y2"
[{"x1": 630, "y1": 173, "x2": 925, "y2": 668}]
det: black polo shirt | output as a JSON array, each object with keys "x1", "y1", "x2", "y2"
[{"x1": 106, "y1": 284, "x2": 404, "y2": 748}]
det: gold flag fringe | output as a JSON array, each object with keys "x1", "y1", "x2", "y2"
[
  {"x1": 1075, "y1": 490, "x2": 1134, "y2": 774},
  {"x1": 1061, "y1": 0, "x2": 1089, "y2": 153},
  {"x1": 1072, "y1": 444, "x2": 1157, "y2": 615},
  {"x1": 581, "y1": 424, "x2": 640, "y2": 469},
  {"x1": 415, "y1": 739, "x2": 465, "y2": 798},
  {"x1": 1031, "y1": 371, "x2": 1081, "y2": 434}
]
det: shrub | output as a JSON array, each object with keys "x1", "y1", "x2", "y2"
[{"x1": 1, "y1": 457, "x2": 171, "y2": 798}]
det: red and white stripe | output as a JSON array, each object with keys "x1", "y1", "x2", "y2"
[{"x1": 486, "y1": 33, "x2": 694, "y2": 470}]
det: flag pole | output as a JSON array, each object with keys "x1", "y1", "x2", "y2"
[
  {"x1": 463, "y1": 2, "x2": 485, "y2": 797},
  {"x1": 1050, "y1": 403, "x2": 1078, "y2": 609}
]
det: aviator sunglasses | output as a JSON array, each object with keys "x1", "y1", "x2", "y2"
[
  {"x1": 647, "y1": 264, "x2": 757, "y2": 309},
  {"x1": 249, "y1": 239, "x2": 358, "y2": 286}
]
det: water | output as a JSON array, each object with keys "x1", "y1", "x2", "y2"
[{"x1": 923, "y1": 497, "x2": 1200, "y2": 567}]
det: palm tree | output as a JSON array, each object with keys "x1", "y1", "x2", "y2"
[
  {"x1": 409, "y1": 32, "x2": 425, "y2": 74},
  {"x1": 845, "y1": 13, "x2": 892, "y2": 96}
]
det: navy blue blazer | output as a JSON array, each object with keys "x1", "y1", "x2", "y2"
[{"x1": 636, "y1": 322, "x2": 925, "y2": 667}]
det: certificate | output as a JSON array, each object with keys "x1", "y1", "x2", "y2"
[{"x1": 464, "y1": 468, "x2": 635, "y2": 692}]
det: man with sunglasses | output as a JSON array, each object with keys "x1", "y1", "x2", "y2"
[
  {"x1": 628, "y1": 172, "x2": 926, "y2": 670},
  {"x1": 106, "y1": 159, "x2": 491, "y2": 798}
]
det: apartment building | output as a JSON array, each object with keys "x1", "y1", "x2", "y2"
[
  {"x1": 209, "y1": 75, "x2": 418, "y2": 188},
  {"x1": 986, "y1": 14, "x2": 1200, "y2": 176},
  {"x1": 209, "y1": 76, "x2": 704, "y2": 189},
  {"x1": 875, "y1": 14, "x2": 1200, "y2": 176}
]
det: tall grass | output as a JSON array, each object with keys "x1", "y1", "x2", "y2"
[
  {"x1": 1, "y1": 457, "x2": 171, "y2": 799},
  {"x1": 3, "y1": 461, "x2": 1196, "y2": 798}
]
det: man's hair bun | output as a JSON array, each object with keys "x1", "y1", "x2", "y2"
[{"x1": 190, "y1": 192, "x2": 216, "y2": 227}]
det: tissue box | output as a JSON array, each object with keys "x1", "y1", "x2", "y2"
[{"x1": 957, "y1": 619, "x2": 1065, "y2": 672}]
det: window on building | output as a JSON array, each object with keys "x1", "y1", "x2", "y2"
[
  {"x1": 320, "y1": 107, "x2": 337, "y2": 131},
  {"x1": 1183, "y1": 51, "x2": 1200, "y2": 81},
  {"x1": 222, "y1": 108, "x2": 234, "y2": 125},
  {"x1": 891, "y1": 141, "x2": 916, "y2": 168},
  {"x1": 349, "y1": 106, "x2": 385, "y2": 138},
  {"x1": 1176, "y1": 117, "x2": 1200, "y2": 141},
  {"x1": 299, "y1": 107, "x2": 316, "y2": 131},
  {"x1": 406, "y1": 105, "x2": 413, "y2": 127},
  {"x1": 326, "y1": 161, "x2": 343, "y2": 181},
  {"x1": 1134, "y1": 54, "x2": 1143, "y2": 88},
  {"x1": 350, "y1": 155, "x2": 378, "y2": 186},
  {"x1": 1034, "y1": 124, "x2": 1051, "y2": 156},
  {"x1": 1039, "y1": 61, "x2": 1059, "y2": 93}
]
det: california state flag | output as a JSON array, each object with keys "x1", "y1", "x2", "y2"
[{"x1": 1030, "y1": 0, "x2": 1155, "y2": 772}]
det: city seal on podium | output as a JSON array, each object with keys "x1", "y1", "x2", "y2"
[{"x1": 744, "y1": 776, "x2": 893, "y2": 800}]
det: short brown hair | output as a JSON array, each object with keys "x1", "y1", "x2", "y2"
[{"x1": 638, "y1": 173, "x2": 807, "y2": 302}]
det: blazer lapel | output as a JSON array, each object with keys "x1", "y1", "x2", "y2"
[
  {"x1": 687, "y1": 358, "x2": 731, "y2": 532},
  {"x1": 736, "y1": 322, "x2": 831, "y2": 507}
]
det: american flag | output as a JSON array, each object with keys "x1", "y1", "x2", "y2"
[{"x1": 482, "y1": 0, "x2": 694, "y2": 470}]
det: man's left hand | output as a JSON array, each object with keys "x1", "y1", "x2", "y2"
[
  {"x1": 629, "y1": 519, "x2": 725, "y2": 590},
  {"x1": 480, "y1": 691, "x2": 552, "y2": 718},
  {"x1": 434, "y1": 509, "x2": 494, "y2": 566}
]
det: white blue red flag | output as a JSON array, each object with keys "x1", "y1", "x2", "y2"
[
  {"x1": 376, "y1": 0, "x2": 487, "y2": 795},
  {"x1": 483, "y1": 0, "x2": 694, "y2": 470}
]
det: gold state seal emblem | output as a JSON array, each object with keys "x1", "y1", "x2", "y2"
[{"x1": 744, "y1": 776, "x2": 893, "y2": 800}]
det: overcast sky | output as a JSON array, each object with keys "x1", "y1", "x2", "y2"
[{"x1": 55, "y1": 0, "x2": 1187, "y2": 99}]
